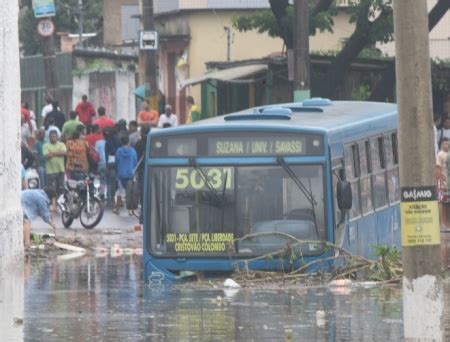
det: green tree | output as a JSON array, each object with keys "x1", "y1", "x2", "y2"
[
  {"x1": 232, "y1": 0, "x2": 335, "y2": 49},
  {"x1": 321, "y1": 0, "x2": 394, "y2": 98},
  {"x1": 19, "y1": 0, "x2": 103, "y2": 56}
]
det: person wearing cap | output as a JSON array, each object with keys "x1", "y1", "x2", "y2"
[{"x1": 158, "y1": 105, "x2": 178, "y2": 128}]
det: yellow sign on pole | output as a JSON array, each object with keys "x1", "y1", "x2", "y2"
[{"x1": 401, "y1": 186, "x2": 441, "y2": 246}]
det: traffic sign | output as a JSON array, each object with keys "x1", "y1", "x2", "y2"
[
  {"x1": 32, "y1": 0, "x2": 56, "y2": 18},
  {"x1": 37, "y1": 19, "x2": 55, "y2": 37},
  {"x1": 140, "y1": 31, "x2": 159, "y2": 50}
]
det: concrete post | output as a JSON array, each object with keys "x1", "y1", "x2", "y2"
[
  {"x1": 0, "y1": 0, "x2": 22, "y2": 270},
  {"x1": 394, "y1": 0, "x2": 443, "y2": 339}
]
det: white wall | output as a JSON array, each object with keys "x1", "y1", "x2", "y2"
[
  {"x1": 73, "y1": 71, "x2": 136, "y2": 123},
  {"x1": 0, "y1": 3, "x2": 24, "y2": 339},
  {"x1": 0, "y1": 0, "x2": 23, "y2": 270}
]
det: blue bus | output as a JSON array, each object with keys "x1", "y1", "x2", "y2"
[{"x1": 143, "y1": 99, "x2": 400, "y2": 280}]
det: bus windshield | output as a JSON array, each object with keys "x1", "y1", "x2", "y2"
[{"x1": 149, "y1": 164, "x2": 326, "y2": 257}]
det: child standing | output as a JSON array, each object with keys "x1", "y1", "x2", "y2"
[{"x1": 114, "y1": 134, "x2": 137, "y2": 214}]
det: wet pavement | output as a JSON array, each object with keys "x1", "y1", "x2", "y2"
[{"x1": 19, "y1": 255, "x2": 406, "y2": 341}]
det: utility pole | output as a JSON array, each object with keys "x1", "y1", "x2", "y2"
[
  {"x1": 77, "y1": 0, "x2": 84, "y2": 48},
  {"x1": 140, "y1": 0, "x2": 159, "y2": 106},
  {"x1": 293, "y1": 0, "x2": 310, "y2": 102},
  {"x1": 38, "y1": 19, "x2": 59, "y2": 101},
  {"x1": 394, "y1": 0, "x2": 443, "y2": 340}
]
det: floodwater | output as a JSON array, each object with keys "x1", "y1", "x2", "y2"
[{"x1": 16, "y1": 255, "x2": 408, "y2": 341}]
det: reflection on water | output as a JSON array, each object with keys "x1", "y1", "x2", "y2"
[
  {"x1": 24, "y1": 256, "x2": 405, "y2": 341},
  {"x1": 0, "y1": 264, "x2": 24, "y2": 341}
]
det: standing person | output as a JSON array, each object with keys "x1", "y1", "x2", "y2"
[
  {"x1": 93, "y1": 106, "x2": 115, "y2": 133},
  {"x1": 114, "y1": 134, "x2": 137, "y2": 215},
  {"x1": 44, "y1": 100, "x2": 66, "y2": 131},
  {"x1": 186, "y1": 96, "x2": 201, "y2": 124},
  {"x1": 33, "y1": 128, "x2": 47, "y2": 187},
  {"x1": 137, "y1": 101, "x2": 159, "y2": 127},
  {"x1": 104, "y1": 127, "x2": 121, "y2": 208},
  {"x1": 134, "y1": 125, "x2": 150, "y2": 222},
  {"x1": 21, "y1": 141, "x2": 35, "y2": 170},
  {"x1": 65, "y1": 129, "x2": 89, "y2": 181},
  {"x1": 437, "y1": 140, "x2": 449, "y2": 227},
  {"x1": 158, "y1": 105, "x2": 178, "y2": 128},
  {"x1": 61, "y1": 111, "x2": 82, "y2": 142},
  {"x1": 24, "y1": 102, "x2": 37, "y2": 142},
  {"x1": 75, "y1": 94, "x2": 96, "y2": 126},
  {"x1": 21, "y1": 187, "x2": 57, "y2": 248},
  {"x1": 43, "y1": 130, "x2": 67, "y2": 210},
  {"x1": 21, "y1": 113, "x2": 32, "y2": 146},
  {"x1": 128, "y1": 120, "x2": 140, "y2": 147},
  {"x1": 95, "y1": 131, "x2": 107, "y2": 198},
  {"x1": 84, "y1": 124, "x2": 103, "y2": 148},
  {"x1": 41, "y1": 97, "x2": 53, "y2": 122},
  {"x1": 44, "y1": 118, "x2": 61, "y2": 142}
]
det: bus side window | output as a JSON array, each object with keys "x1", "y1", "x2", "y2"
[
  {"x1": 392, "y1": 132, "x2": 398, "y2": 165},
  {"x1": 359, "y1": 140, "x2": 373, "y2": 215},
  {"x1": 370, "y1": 137, "x2": 387, "y2": 209},
  {"x1": 387, "y1": 168, "x2": 400, "y2": 204},
  {"x1": 344, "y1": 144, "x2": 361, "y2": 219},
  {"x1": 384, "y1": 134, "x2": 393, "y2": 168}
]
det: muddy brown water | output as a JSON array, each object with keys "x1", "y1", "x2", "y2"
[{"x1": 18, "y1": 255, "x2": 409, "y2": 341}]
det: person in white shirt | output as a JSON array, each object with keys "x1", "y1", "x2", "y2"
[
  {"x1": 158, "y1": 104, "x2": 178, "y2": 128},
  {"x1": 41, "y1": 97, "x2": 53, "y2": 121}
]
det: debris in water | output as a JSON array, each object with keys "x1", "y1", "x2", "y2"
[
  {"x1": 316, "y1": 310, "x2": 326, "y2": 327},
  {"x1": 328, "y1": 279, "x2": 352, "y2": 287},
  {"x1": 224, "y1": 278, "x2": 240, "y2": 288}
]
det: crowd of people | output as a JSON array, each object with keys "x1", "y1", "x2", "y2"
[
  {"x1": 434, "y1": 96, "x2": 450, "y2": 228},
  {"x1": 20, "y1": 94, "x2": 197, "y2": 247}
]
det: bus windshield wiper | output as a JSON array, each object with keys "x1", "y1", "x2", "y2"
[
  {"x1": 190, "y1": 158, "x2": 221, "y2": 205},
  {"x1": 277, "y1": 157, "x2": 317, "y2": 206}
]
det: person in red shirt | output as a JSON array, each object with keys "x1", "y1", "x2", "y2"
[
  {"x1": 93, "y1": 106, "x2": 115, "y2": 133},
  {"x1": 75, "y1": 95, "x2": 96, "y2": 125},
  {"x1": 84, "y1": 124, "x2": 103, "y2": 148},
  {"x1": 21, "y1": 102, "x2": 33, "y2": 133}
]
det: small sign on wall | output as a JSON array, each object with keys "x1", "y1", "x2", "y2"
[{"x1": 140, "y1": 31, "x2": 159, "y2": 51}]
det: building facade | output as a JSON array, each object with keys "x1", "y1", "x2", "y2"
[
  {"x1": 377, "y1": 0, "x2": 450, "y2": 59},
  {"x1": 103, "y1": 0, "x2": 356, "y2": 121}
]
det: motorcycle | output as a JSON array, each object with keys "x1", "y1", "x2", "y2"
[
  {"x1": 57, "y1": 174, "x2": 104, "y2": 229},
  {"x1": 25, "y1": 167, "x2": 40, "y2": 189}
]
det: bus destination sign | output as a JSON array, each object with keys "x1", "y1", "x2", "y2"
[
  {"x1": 209, "y1": 136, "x2": 304, "y2": 156},
  {"x1": 151, "y1": 132, "x2": 324, "y2": 157}
]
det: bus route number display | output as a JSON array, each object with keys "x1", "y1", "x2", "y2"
[
  {"x1": 209, "y1": 136, "x2": 305, "y2": 156},
  {"x1": 174, "y1": 167, "x2": 233, "y2": 191},
  {"x1": 165, "y1": 233, "x2": 234, "y2": 253},
  {"x1": 400, "y1": 186, "x2": 440, "y2": 246}
]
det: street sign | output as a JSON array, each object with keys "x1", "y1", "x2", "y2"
[
  {"x1": 37, "y1": 19, "x2": 55, "y2": 37},
  {"x1": 140, "y1": 31, "x2": 159, "y2": 50},
  {"x1": 32, "y1": 0, "x2": 56, "y2": 18}
]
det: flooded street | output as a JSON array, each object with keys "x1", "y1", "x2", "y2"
[{"x1": 19, "y1": 255, "x2": 405, "y2": 341}]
